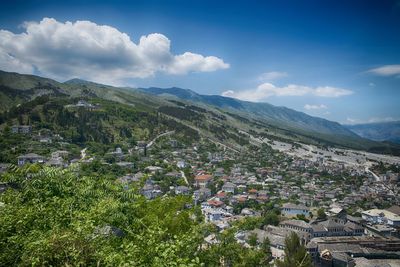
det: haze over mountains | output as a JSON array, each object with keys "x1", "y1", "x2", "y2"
[
  {"x1": 1, "y1": 69, "x2": 399, "y2": 155},
  {"x1": 346, "y1": 121, "x2": 400, "y2": 144}
]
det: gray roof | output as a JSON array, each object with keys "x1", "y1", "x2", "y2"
[
  {"x1": 176, "y1": 186, "x2": 189, "y2": 190},
  {"x1": 222, "y1": 182, "x2": 236, "y2": 188},
  {"x1": 387, "y1": 205, "x2": 400, "y2": 216},
  {"x1": 320, "y1": 219, "x2": 344, "y2": 229},
  {"x1": 280, "y1": 219, "x2": 311, "y2": 229},
  {"x1": 282, "y1": 203, "x2": 309, "y2": 210},
  {"x1": 18, "y1": 153, "x2": 44, "y2": 159},
  {"x1": 344, "y1": 221, "x2": 363, "y2": 231}
]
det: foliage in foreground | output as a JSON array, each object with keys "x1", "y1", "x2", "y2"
[
  {"x1": 0, "y1": 165, "x2": 201, "y2": 266},
  {"x1": 0, "y1": 165, "x2": 272, "y2": 266}
]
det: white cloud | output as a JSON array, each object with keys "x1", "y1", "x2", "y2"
[
  {"x1": 222, "y1": 83, "x2": 353, "y2": 102},
  {"x1": 0, "y1": 47, "x2": 34, "y2": 74},
  {"x1": 346, "y1": 117, "x2": 357, "y2": 124},
  {"x1": 258, "y1": 71, "x2": 288, "y2": 81},
  {"x1": 369, "y1": 82, "x2": 375, "y2": 87},
  {"x1": 304, "y1": 104, "x2": 327, "y2": 110},
  {"x1": 313, "y1": 86, "x2": 353, "y2": 97},
  {"x1": 168, "y1": 52, "x2": 229, "y2": 74},
  {"x1": 345, "y1": 116, "x2": 398, "y2": 125},
  {"x1": 0, "y1": 18, "x2": 229, "y2": 84},
  {"x1": 368, "y1": 65, "x2": 400, "y2": 76}
]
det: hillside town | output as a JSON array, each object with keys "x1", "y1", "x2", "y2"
[{"x1": 2, "y1": 123, "x2": 400, "y2": 266}]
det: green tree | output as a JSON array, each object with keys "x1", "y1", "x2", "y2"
[
  {"x1": 0, "y1": 165, "x2": 202, "y2": 266},
  {"x1": 264, "y1": 210, "x2": 280, "y2": 226},
  {"x1": 261, "y1": 237, "x2": 272, "y2": 262},
  {"x1": 276, "y1": 232, "x2": 312, "y2": 267},
  {"x1": 248, "y1": 232, "x2": 258, "y2": 247},
  {"x1": 317, "y1": 208, "x2": 327, "y2": 220},
  {"x1": 296, "y1": 214, "x2": 309, "y2": 222}
]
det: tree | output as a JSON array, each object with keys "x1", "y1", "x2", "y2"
[
  {"x1": 276, "y1": 232, "x2": 312, "y2": 267},
  {"x1": 261, "y1": 237, "x2": 272, "y2": 261},
  {"x1": 0, "y1": 166, "x2": 202, "y2": 266},
  {"x1": 296, "y1": 214, "x2": 309, "y2": 222},
  {"x1": 248, "y1": 232, "x2": 258, "y2": 247},
  {"x1": 264, "y1": 210, "x2": 280, "y2": 226},
  {"x1": 317, "y1": 208, "x2": 327, "y2": 220}
]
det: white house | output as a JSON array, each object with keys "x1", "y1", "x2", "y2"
[
  {"x1": 281, "y1": 203, "x2": 310, "y2": 217},
  {"x1": 362, "y1": 209, "x2": 400, "y2": 226}
]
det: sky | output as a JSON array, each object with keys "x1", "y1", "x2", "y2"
[{"x1": 0, "y1": 0, "x2": 399, "y2": 124}]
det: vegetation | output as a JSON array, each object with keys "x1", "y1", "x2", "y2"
[
  {"x1": 0, "y1": 165, "x2": 202, "y2": 266},
  {"x1": 0, "y1": 165, "x2": 273, "y2": 266},
  {"x1": 276, "y1": 232, "x2": 312, "y2": 267},
  {"x1": 317, "y1": 208, "x2": 327, "y2": 220}
]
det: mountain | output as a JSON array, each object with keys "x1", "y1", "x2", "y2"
[
  {"x1": 346, "y1": 121, "x2": 400, "y2": 144},
  {"x1": 136, "y1": 87, "x2": 365, "y2": 144},
  {"x1": 1, "y1": 70, "x2": 399, "y2": 155}
]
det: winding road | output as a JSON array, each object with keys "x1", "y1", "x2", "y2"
[{"x1": 146, "y1": 131, "x2": 175, "y2": 148}]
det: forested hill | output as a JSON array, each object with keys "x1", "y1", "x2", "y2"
[{"x1": 1, "y1": 69, "x2": 400, "y2": 155}]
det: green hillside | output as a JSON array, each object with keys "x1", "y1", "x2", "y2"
[{"x1": 1, "y1": 70, "x2": 399, "y2": 155}]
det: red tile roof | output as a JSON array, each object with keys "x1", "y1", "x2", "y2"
[
  {"x1": 208, "y1": 200, "x2": 224, "y2": 207},
  {"x1": 195, "y1": 174, "x2": 213, "y2": 181}
]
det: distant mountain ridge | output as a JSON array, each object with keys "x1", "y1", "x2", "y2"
[
  {"x1": 346, "y1": 121, "x2": 400, "y2": 144},
  {"x1": 137, "y1": 87, "x2": 358, "y2": 138}
]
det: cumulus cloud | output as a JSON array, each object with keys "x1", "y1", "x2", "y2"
[
  {"x1": 304, "y1": 104, "x2": 327, "y2": 110},
  {"x1": 0, "y1": 18, "x2": 229, "y2": 84},
  {"x1": 258, "y1": 71, "x2": 288, "y2": 81},
  {"x1": 368, "y1": 64, "x2": 400, "y2": 77},
  {"x1": 222, "y1": 83, "x2": 353, "y2": 102}
]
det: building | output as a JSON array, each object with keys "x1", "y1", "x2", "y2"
[
  {"x1": 280, "y1": 219, "x2": 313, "y2": 243},
  {"x1": 0, "y1": 163, "x2": 9, "y2": 174},
  {"x1": 194, "y1": 174, "x2": 213, "y2": 188},
  {"x1": 362, "y1": 209, "x2": 400, "y2": 226},
  {"x1": 11, "y1": 125, "x2": 32, "y2": 134},
  {"x1": 193, "y1": 188, "x2": 211, "y2": 204},
  {"x1": 312, "y1": 219, "x2": 345, "y2": 237},
  {"x1": 17, "y1": 153, "x2": 45, "y2": 166},
  {"x1": 75, "y1": 100, "x2": 96, "y2": 109},
  {"x1": 279, "y1": 217, "x2": 365, "y2": 240},
  {"x1": 281, "y1": 203, "x2": 310, "y2": 217},
  {"x1": 365, "y1": 224, "x2": 397, "y2": 238},
  {"x1": 222, "y1": 182, "x2": 236, "y2": 194},
  {"x1": 308, "y1": 236, "x2": 400, "y2": 266},
  {"x1": 176, "y1": 160, "x2": 186, "y2": 169},
  {"x1": 175, "y1": 186, "x2": 190, "y2": 195},
  {"x1": 141, "y1": 181, "x2": 162, "y2": 199}
]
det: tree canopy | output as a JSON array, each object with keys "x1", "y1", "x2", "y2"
[
  {"x1": 0, "y1": 164, "x2": 273, "y2": 266},
  {"x1": 276, "y1": 232, "x2": 312, "y2": 267}
]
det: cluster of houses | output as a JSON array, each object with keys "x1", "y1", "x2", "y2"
[{"x1": 4, "y1": 121, "x2": 400, "y2": 266}]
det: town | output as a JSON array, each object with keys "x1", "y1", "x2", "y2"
[{"x1": 2, "y1": 118, "x2": 400, "y2": 267}]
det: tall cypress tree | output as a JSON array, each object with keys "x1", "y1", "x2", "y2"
[{"x1": 276, "y1": 232, "x2": 312, "y2": 267}]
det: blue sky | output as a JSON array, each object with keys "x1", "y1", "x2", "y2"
[{"x1": 0, "y1": 0, "x2": 399, "y2": 124}]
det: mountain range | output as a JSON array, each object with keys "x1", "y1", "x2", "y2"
[
  {"x1": 346, "y1": 121, "x2": 400, "y2": 144},
  {"x1": 1, "y1": 69, "x2": 399, "y2": 155}
]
